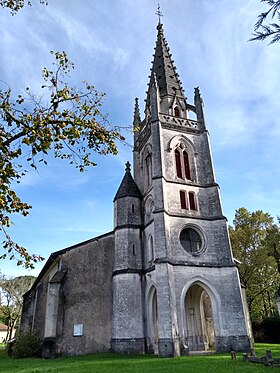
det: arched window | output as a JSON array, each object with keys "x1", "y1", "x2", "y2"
[
  {"x1": 148, "y1": 235, "x2": 154, "y2": 263},
  {"x1": 175, "y1": 147, "x2": 192, "y2": 181},
  {"x1": 175, "y1": 149, "x2": 183, "y2": 179},
  {"x1": 145, "y1": 152, "x2": 152, "y2": 188},
  {"x1": 183, "y1": 151, "x2": 191, "y2": 180},
  {"x1": 174, "y1": 106, "x2": 180, "y2": 117}
]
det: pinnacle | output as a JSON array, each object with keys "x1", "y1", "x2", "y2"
[{"x1": 133, "y1": 97, "x2": 141, "y2": 127}]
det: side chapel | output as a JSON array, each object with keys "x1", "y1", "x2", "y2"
[{"x1": 20, "y1": 22, "x2": 252, "y2": 358}]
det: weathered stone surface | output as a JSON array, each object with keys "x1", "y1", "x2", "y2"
[
  {"x1": 20, "y1": 21, "x2": 251, "y2": 358},
  {"x1": 111, "y1": 338, "x2": 145, "y2": 354},
  {"x1": 21, "y1": 233, "x2": 114, "y2": 356}
]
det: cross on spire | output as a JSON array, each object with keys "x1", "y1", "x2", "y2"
[{"x1": 155, "y1": 3, "x2": 163, "y2": 24}]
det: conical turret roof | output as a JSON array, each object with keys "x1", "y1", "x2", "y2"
[{"x1": 113, "y1": 162, "x2": 142, "y2": 202}]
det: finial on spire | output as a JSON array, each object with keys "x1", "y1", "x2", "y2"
[
  {"x1": 125, "y1": 161, "x2": 131, "y2": 172},
  {"x1": 155, "y1": 3, "x2": 163, "y2": 24}
]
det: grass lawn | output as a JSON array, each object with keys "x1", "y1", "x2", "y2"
[{"x1": 0, "y1": 343, "x2": 279, "y2": 373}]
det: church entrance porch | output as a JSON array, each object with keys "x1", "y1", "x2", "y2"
[{"x1": 184, "y1": 284, "x2": 215, "y2": 352}]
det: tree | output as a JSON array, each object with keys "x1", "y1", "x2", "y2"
[
  {"x1": 266, "y1": 218, "x2": 280, "y2": 274},
  {"x1": 0, "y1": 275, "x2": 35, "y2": 341},
  {"x1": 0, "y1": 0, "x2": 47, "y2": 14},
  {"x1": 0, "y1": 51, "x2": 124, "y2": 269},
  {"x1": 229, "y1": 208, "x2": 280, "y2": 320},
  {"x1": 1, "y1": 2, "x2": 125, "y2": 269},
  {"x1": 250, "y1": 0, "x2": 280, "y2": 44}
]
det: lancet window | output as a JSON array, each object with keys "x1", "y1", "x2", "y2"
[
  {"x1": 143, "y1": 145, "x2": 153, "y2": 190},
  {"x1": 148, "y1": 235, "x2": 154, "y2": 264},
  {"x1": 188, "y1": 192, "x2": 196, "y2": 210},
  {"x1": 180, "y1": 190, "x2": 197, "y2": 211},
  {"x1": 175, "y1": 145, "x2": 192, "y2": 181}
]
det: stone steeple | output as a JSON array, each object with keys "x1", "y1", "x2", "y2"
[
  {"x1": 132, "y1": 20, "x2": 251, "y2": 357},
  {"x1": 146, "y1": 22, "x2": 185, "y2": 110}
]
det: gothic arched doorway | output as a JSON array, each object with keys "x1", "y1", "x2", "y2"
[
  {"x1": 147, "y1": 286, "x2": 158, "y2": 354},
  {"x1": 184, "y1": 283, "x2": 215, "y2": 351}
]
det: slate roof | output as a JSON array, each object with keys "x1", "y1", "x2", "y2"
[{"x1": 114, "y1": 162, "x2": 142, "y2": 201}]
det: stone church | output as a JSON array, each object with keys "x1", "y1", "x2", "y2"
[{"x1": 20, "y1": 22, "x2": 251, "y2": 358}]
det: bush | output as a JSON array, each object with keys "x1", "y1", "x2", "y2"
[
  {"x1": 12, "y1": 333, "x2": 42, "y2": 358},
  {"x1": 252, "y1": 315, "x2": 280, "y2": 343},
  {"x1": 6, "y1": 338, "x2": 16, "y2": 356}
]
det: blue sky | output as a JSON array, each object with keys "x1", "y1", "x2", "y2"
[{"x1": 1, "y1": 0, "x2": 279, "y2": 277}]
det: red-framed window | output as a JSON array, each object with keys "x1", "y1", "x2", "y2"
[
  {"x1": 175, "y1": 148, "x2": 192, "y2": 180},
  {"x1": 175, "y1": 149, "x2": 183, "y2": 179},
  {"x1": 180, "y1": 191, "x2": 187, "y2": 209},
  {"x1": 189, "y1": 192, "x2": 196, "y2": 210},
  {"x1": 183, "y1": 151, "x2": 191, "y2": 180}
]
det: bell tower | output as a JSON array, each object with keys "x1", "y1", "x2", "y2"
[{"x1": 132, "y1": 22, "x2": 251, "y2": 356}]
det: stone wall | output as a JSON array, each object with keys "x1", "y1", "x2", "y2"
[{"x1": 20, "y1": 232, "x2": 115, "y2": 357}]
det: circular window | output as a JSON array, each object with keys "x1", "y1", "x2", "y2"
[{"x1": 180, "y1": 227, "x2": 203, "y2": 255}]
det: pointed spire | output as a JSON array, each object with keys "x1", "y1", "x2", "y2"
[
  {"x1": 146, "y1": 22, "x2": 185, "y2": 103},
  {"x1": 133, "y1": 98, "x2": 141, "y2": 129},
  {"x1": 113, "y1": 162, "x2": 142, "y2": 202}
]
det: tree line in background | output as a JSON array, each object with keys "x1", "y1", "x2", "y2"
[
  {"x1": 0, "y1": 275, "x2": 35, "y2": 342},
  {"x1": 229, "y1": 208, "x2": 280, "y2": 320}
]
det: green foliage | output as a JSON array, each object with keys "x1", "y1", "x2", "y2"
[
  {"x1": 0, "y1": 50, "x2": 124, "y2": 269},
  {"x1": 250, "y1": 0, "x2": 280, "y2": 44},
  {"x1": 229, "y1": 208, "x2": 280, "y2": 320},
  {"x1": 0, "y1": 276, "x2": 35, "y2": 342},
  {"x1": 253, "y1": 316, "x2": 280, "y2": 343},
  {"x1": 12, "y1": 333, "x2": 41, "y2": 358}
]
